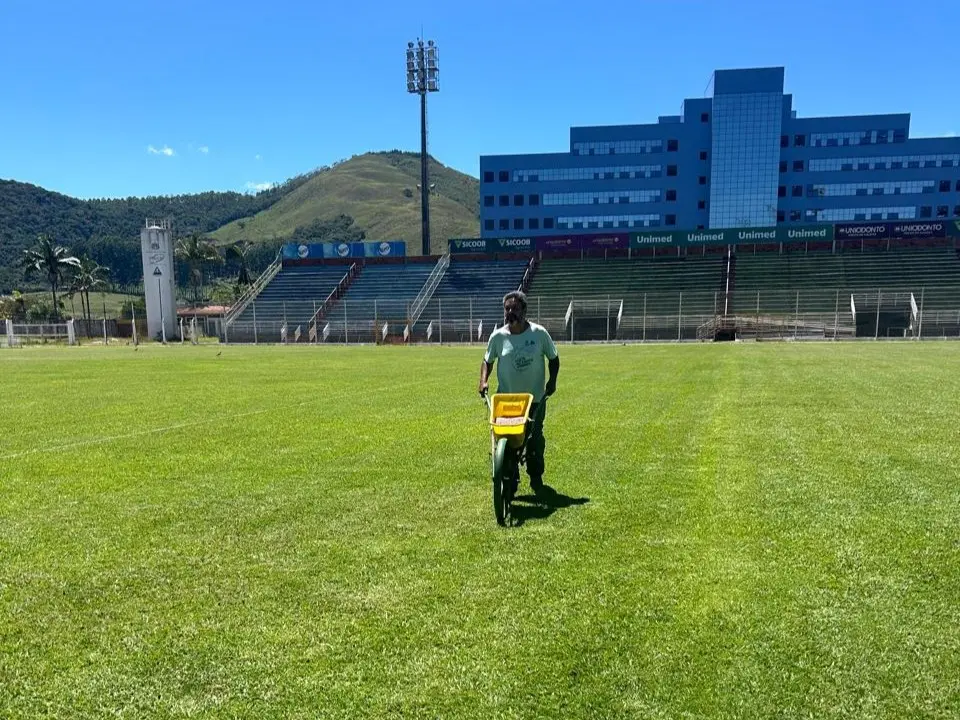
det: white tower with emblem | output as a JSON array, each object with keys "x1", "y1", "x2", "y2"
[{"x1": 140, "y1": 218, "x2": 177, "y2": 341}]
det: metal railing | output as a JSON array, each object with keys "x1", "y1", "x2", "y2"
[
  {"x1": 408, "y1": 253, "x2": 450, "y2": 328},
  {"x1": 219, "y1": 285, "x2": 960, "y2": 344},
  {"x1": 224, "y1": 251, "x2": 282, "y2": 327}
]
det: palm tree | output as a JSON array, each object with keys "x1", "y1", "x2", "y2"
[
  {"x1": 70, "y1": 256, "x2": 111, "y2": 327},
  {"x1": 21, "y1": 235, "x2": 80, "y2": 321},
  {"x1": 175, "y1": 233, "x2": 222, "y2": 303},
  {"x1": 225, "y1": 241, "x2": 254, "y2": 286}
]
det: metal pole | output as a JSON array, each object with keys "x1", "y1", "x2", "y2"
[
  {"x1": 344, "y1": 300, "x2": 348, "y2": 344},
  {"x1": 253, "y1": 301, "x2": 257, "y2": 344},
  {"x1": 607, "y1": 295, "x2": 611, "y2": 342},
  {"x1": 374, "y1": 299, "x2": 378, "y2": 344},
  {"x1": 283, "y1": 301, "x2": 287, "y2": 343},
  {"x1": 180, "y1": 318, "x2": 184, "y2": 344},
  {"x1": 131, "y1": 301, "x2": 138, "y2": 346},
  {"x1": 794, "y1": 290, "x2": 799, "y2": 339},
  {"x1": 469, "y1": 297, "x2": 473, "y2": 344},
  {"x1": 834, "y1": 289, "x2": 839, "y2": 340},
  {"x1": 419, "y1": 51, "x2": 431, "y2": 257},
  {"x1": 677, "y1": 292, "x2": 683, "y2": 342},
  {"x1": 570, "y1": 302, "x2": 574, "y2": 344},
  {"x1": 917, "y1": 287, "x2": 925, "y2": 339},
  {"x1": 643, "y1": 293, "x2": 647, "y2": 342},
  {"x1": 875, "y1": 288, "x2": 881, "y2": 340},
  {"x1": 313, "y1": 300, "x2": 317, "y2": 343},
  {"x1": 439, "y1": 299, "x2": 443, "y2": 344}
]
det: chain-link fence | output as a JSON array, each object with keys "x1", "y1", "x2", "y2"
[{"x1": 219, "y1": 286, "x2": 960, "y2": 344}]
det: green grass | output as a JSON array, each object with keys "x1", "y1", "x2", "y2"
[
  {"x1": 1, "y1": 344, "x2": 958, "y2": 719},
  {"x1": 211, "y1": 153, "x2": 480, "y2": 255}
]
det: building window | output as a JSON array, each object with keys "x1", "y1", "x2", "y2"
[
  {"x1": 793, "y1": 160, "x2": 804, "y2": 172},
  {"x1": 920, "y1": 206, "x2": 932, "y2": 218},
  {"x1": 483, "y1": 171, "x2": 494, "y2": 183},
  {"x1": 666, "y1": 214, "x2": 677, "y2": 226},
  {"x1": 698, "y1": 200, "x2": 706, "y2": 210},
  {"x1": 699, "y1": 150, "x2": 708, "y2": 161},
  {"x1": 777, "y1": 210, "x2": 785, "y2": 222},
  {"x1": 893, "y1": 130, "x2": 906, "y2": 143},
  {"x1": 499, "y1": 195, "x2": 509, "y2": 207},
  {"x1": 780, "y1": 135, "x2": 789, "y2": 148},
  {"x1": 790, "y1": 210, "x2": 801, "y2": 221},
  {"x1": 529, "y1": 194, "x2": 539, "y2": 206},
  {"x1": 514, "y1": 218, "x2": 524, "y2": 229},
  {"x1": 954, "y1": 206, "x2": 960, "y2": 217},
  {"x1": 698, "y1": 176, "x2": 707, "y2": 185},
  {"x1": 498, "y1": 171, "x2": 509, "y2": 182},
  {"x1": 937, "y1": 205, "x2": 949, "y2": 218},
  {"x1": 544, "y1": 218, "x2": 554, "y2": 229},
  {"x1": 939, "y1": 180, "x2": 952, "y2": 192},
  {"x1": 794, "y1": 134, "x2": 806, "y2": 147},
  {"x1": 779, "y1": 160, "x2": 787, "y2": 173},
  {"x1": 957, "y1": 181, "x2": 960, "y2": 191},
  {"x1": 667, "y1": 165, "x2": 678, "y2": 176},
  {"x1": 667, "y1": 139, "x2": 679, "y2": 152},
  {"x1": 529, "y1": 218, "x2": 539, "y2": 230},
  {"x1": 666, "y1": 189, "x2": 677, "y2": 201},
  {"x1": 778, "y1": 186, "x2": 786, "y2": 198},
  {"x1": 484, "y1": 195, "x2": 494, "y2": 207},
  {"x1": 513, "y1": 194, "x2": 524, "y2": 206},
  {"x1": 700, "y1": 112, "x2": 709, "y2": 123},
  {"x1": 792, "y1": 185, "x2": 803, "y2": 197},
  {"x1": 499, "y1": 219, "x2": 509, "y2": 230},
  {"x1": 484, "y1": 219, "x2": 494, "y2": 231}
]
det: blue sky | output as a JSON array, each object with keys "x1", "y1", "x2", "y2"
[{"x1": 2, "y1": 0, "x2": 957, "y2": 199}]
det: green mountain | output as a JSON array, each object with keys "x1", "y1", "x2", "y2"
[
  {"x1": 0, "y1": 152, "x2": 480, "y2": 293},
  {"x1": 210, "y1": 151, "x2": 480, "y2": 253}
]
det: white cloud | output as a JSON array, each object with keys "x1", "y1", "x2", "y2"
[
  {"x1": 245, "y1": 181, "x2": 274, "y2": 192},
  {"x1": 147, "y1": 144, "x2": 175, "y2": 157},
  {"x1": 946, "y1": 131, "x2": 957, "y2": 138},
  {"x1": 198, "y1": 146, "x2": 210, "y2": 154},
  {"x1": 255, "y1": 154, "x2": 262, "y2": 161}
]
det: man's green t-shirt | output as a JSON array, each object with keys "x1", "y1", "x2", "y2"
[{"x1": 484, "y1": 321, "x2": 559, "y2": 403}]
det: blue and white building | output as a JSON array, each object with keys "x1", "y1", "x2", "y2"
[{"x1": 479, "y1": 67, "x2": 960, "y2": 237}]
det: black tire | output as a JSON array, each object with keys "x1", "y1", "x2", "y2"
[{"x1": 492, "y1": 437, "x2": 511, "y2": 526}]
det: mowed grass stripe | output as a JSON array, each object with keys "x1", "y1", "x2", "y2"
[{"x1": 0, "y1": 343, "x2": 958, "y2": 719}]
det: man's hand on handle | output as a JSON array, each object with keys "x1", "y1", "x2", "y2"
[
  {"x1": 544, "y1": 378, "x2": 557, "y2": 397},
  {"x1": 478, "y1": 381, "x2": 489, "y2": 398}
]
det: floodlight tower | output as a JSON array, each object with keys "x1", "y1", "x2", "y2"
[{"x1": 406, "y1": 38, "x2": 439, "y2": 256}]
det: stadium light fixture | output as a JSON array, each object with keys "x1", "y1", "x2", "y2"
[{"x1": 406, "y1": 38, "x2": 439, "y2": 256}]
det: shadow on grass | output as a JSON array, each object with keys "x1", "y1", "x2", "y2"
[{"x1": 510, "y1": 484, "x2": 589, "y2": 527}]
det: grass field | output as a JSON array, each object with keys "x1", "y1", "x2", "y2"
[{"x1": 1, "y1": 343, "x2": 958, "y2": 719}]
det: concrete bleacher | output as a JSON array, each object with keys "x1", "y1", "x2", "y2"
[
  {"x1": 526, "y1": 255, "x2": 727, "y2": 340},
  {"x1": 229, "y1": 265, "x2": 351, "y2": 340},
  {"x1": 314, "y1": 262, "x2": 436, "y2": 341},
  {"x1": 734, "y1": 247, "x2": 960, "y2": 313},
  {"x1": 416, "y1": 259, "x2": 528, "y2": 339}
]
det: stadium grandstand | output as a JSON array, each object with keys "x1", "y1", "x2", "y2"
[{"x1": 220, "y1": 222, "x2": 960, "y2": 344}]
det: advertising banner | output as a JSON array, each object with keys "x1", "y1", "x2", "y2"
[
  {"x1": 535, "y1": 235, "x2": 581, "y2": 253},
  {"x1": 631, "y1": 231, "x2": 682, "y2": 248},
  {"x1": 835, "y1": 223, "x2": 890, "y2": 241},
  {"x1": 582, "y1": 233, "x2": 629, "y2": 250},
  {"x1": 487, "y1": 236, "x2": 535, "y2": 253},
  {"x1": 448, "y1": 238, "x2": 488, "y2": 254},
  {"x1": 363, "y1": 241, "x2": 406, "y2": 257},
  {"x1": 889, "y1": 221, "x2": 947, "y2": 240}
]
